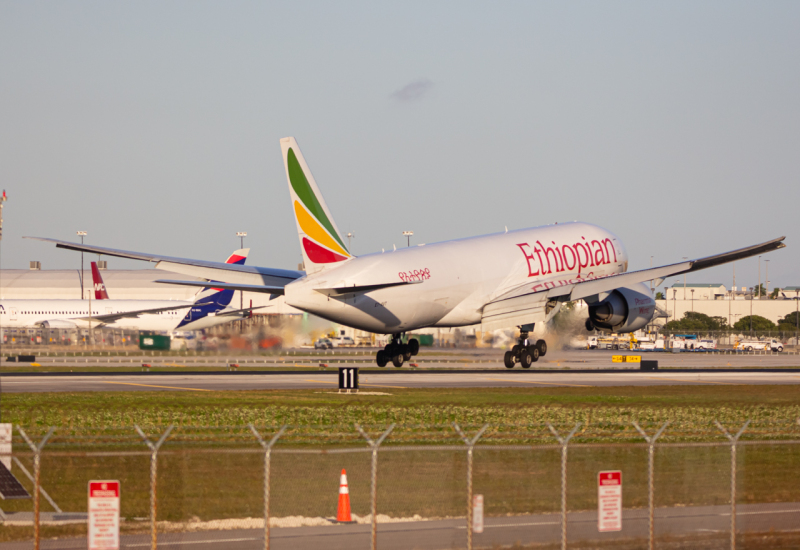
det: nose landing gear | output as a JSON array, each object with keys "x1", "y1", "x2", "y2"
[
  {"x1": 376, "y1": 333, "x2": 420, "y2": 367},
  {"x1": 504, "y1": 324, "x2": 547, "y2": 368}
]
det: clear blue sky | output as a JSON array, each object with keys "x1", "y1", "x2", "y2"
[{"x1": 2, "y1": 1, "x2": 798, "y2": 293}]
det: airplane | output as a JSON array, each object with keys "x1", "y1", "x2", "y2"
[
  {"x1": 0, "y1": 250, "x2": 258, "y2": 332},
  {"x1": 29, "y1": 137, "x2": 786, "y2": 367}
]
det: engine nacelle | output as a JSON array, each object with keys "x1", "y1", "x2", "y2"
[
  {"x1": 587, "y1": 282, "x2": 656, "y2": 333},
  {"x1": 37, "y1": 320, "x2": 78, "y2": 329}
]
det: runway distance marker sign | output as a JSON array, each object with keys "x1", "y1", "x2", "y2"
[
  {"x1": 88, "y1": 480, "x2": 120, "y2": 550},
  {"x1": 597, "y1": 470, "x2": 622, "y2": 532},
  {"x1": 612, "y1": 355, "x2": 641, "y2": 363}
]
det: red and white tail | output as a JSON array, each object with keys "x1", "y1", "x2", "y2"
[{"x1": 90, "y1": 262, "x2": 110, "y2": 300}]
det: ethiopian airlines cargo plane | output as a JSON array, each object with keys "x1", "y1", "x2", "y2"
[
  {"x1": 1, "y1": 251, "x2": 256, "y2": 332},
  {"x1": 29, "y1": 137, "x2": 786, "y2": 367}
]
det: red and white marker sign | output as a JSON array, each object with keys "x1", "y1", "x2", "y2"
[
  {"x1": 597, "y1": 470, "x2": 622, "y2": 532},
  {"x1": 472, "y1": 494, "x2": 484, "y2": 533},
  {"x1": 88, "y1": 480, "x2": 120, "y2": 550}
]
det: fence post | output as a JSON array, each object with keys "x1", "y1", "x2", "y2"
[
  {"x1": 453, "y1": 423, "x2": 489, "y2": 550},
  {"x1": 547, "y1": 422, "x2": 580, "y2": 550},
  {"x1": 249, "y1": 424, "x2": 287, "y2": 550},
  {"x1": 633, "y1": 421, "x2": 670, "y2": 550},
  {"x1": 356, "y1": 423, "x2": 395, "y2": 550},
  {"x1": 17, "y1": 426, "x2": 55, "y2": 550},
  {"x1": 135, "y1": 425, "x2": 174, "y2": 550},
  {"x1": 715, "y1": 419, "x2": 750, "y2": 550}
]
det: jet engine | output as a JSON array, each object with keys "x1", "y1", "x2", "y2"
[
  {"x1": 586, "y1": 282, "x2": 656, "y2": 333},
  {"x1": 37, "y1": 320, "x2": 78, "y2": 329}
]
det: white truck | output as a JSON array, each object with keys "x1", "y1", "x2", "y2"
[
  {"x1": 735, "y1": 339, "x2": 784, "y2": 352},
  {"x1": 638, "y1": 338, "x2": 665, "y2": 351}
]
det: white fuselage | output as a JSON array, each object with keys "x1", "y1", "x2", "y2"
[
  {"x1": 285, "y1": 222, "x2": 628, "y2": 333},
  {"x1": 0, "y1": 299, "x2": 242, "y2": 332}
]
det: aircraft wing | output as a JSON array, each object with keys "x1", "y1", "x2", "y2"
[
  {"x1": 213, "y1": 305, "x2": 270, "y2": 317},
  {"x1": 80, "y1": 303, "x2": 197, "y2": 325},
  {"x1": 481, "y1": 236, "x2": 786, "y2": 327},
  {"x1": 155, "y1": 280, "x2": 286, "y2": 295},
  {"x1": 25, "y1": 237, "x2": 304, "y2": 287}
]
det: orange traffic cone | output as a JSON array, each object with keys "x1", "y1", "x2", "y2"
[{"x1": 337, "y1": 468, "x2": 353, "y2": 522}]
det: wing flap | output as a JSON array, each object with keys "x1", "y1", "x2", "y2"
[
  {"x1": 314, "y1": 280, "x2": 423, "y2": 297},
  {"x1": 155, "y1": 279, "x2": 285, "y2": 295}
]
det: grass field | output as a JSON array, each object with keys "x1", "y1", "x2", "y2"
[{"x1": 2, "y1": 386, "x2": 800, "y2": 543}]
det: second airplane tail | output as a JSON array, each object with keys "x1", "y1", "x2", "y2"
[{"x1": 90, "y1": 262, "x2": 110, "y2": 300}]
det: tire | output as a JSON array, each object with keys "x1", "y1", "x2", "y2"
[
  {"x1": 536, "y1": 339, "x2": 547, "y2": 357},
  {"x1": 403, "y1": 352, "x2": 412, "y2": 361},
  {"x1": 376, "y1": 350, "x2": 388, "y2": 367},
  {"x1": 531, "y1": 346, "x2": 540, "y2": 362},
  {"x1": 585, "y1": 318, "x2": 594, "y2": 332},
  {"x1": 511, "y1": 344, "x2": 521, "y2": 355},
  {"x1": 408, "y1": 338, "x2": 420, "y2": 356},
  {"x1": 777, "y1": 347, "x2": 783, "y2": 352},
  {"x1": 392, "y1": 354, "x2": 404, "y2": 368},
  {"x1": 504, "y1": 351, "x2": 515, "y2": 369},
  {"x1": 612, "y1": 344, "x2": 619, "y2": 350},
  {"x1": 520, "y1": 350, "x2": 533, "y2": 369},
  {"x1": 747, "y1": 346, "x2": 754, "y2": 352}
]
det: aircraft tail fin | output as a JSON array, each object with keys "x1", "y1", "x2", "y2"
[
  {"x1": 90, "y1": 262, "x2": 110, "y2": 300},
  {"x1": 192, "y1": 248, "x2": 250, "y2": 305},
  {"x1": 280, "y1": 137, "x2": 352, "y2": 275}
]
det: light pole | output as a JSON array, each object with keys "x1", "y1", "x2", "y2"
[
  {"x1": 650, "y1": 256, "x2": 653, "y2": 291},
  {"x1": 765, "y1": 260, "x2": 769, "y2": 298},
  {"x1": 236, "y1": 232, "x2": 247, "y2": 313},
  {"x1": 346, "y1": 232, "x2": 355, "y2": 253},
  {"x1": 691, "y1": 289, "x2": 695, "y2": 313},
  {"x1": 682, "y1": 258, "x2": 688, "y2": 299},
  {"x1": 77, "y1": 231, "x2": 87, "y2": 299},
  {"x1": 402, "y1": 231, "x2": 413, "y2": 248},
  {"x1": 236, "y1": 231, "x2": 247, "y2": 249},
  {"x1": 673, "y1": 289, "x2": 677, "y2": 321},
  {"x1": 749, "y1": 287, "x2": 754, "y2": 332}
]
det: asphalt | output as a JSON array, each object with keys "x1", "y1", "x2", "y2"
[
  {"x1": 1, "y1": 502, "x2": 797, "y2": 549},
  {"x1": 2, "y1": 368, "x2": 800, "y2": 392}
]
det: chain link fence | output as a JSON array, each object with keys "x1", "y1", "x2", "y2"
[{"x1": 1, "y1": 421, "x2": 800, "y2": 549}]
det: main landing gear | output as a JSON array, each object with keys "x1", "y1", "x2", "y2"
[
  {"x1": 376, "y1": 334, "x2": 420, "y2": 368},
  {"x1": 503, "y1": 324, "x2": 547, "y2": 369}
]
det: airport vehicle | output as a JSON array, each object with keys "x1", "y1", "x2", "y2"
[
  {"x1": 587, "y1": 336, "x2": 630, "y2": 350},
  {"x1": 332, "y1": 336, "x2": 356, "y2": 347},
  {"x1": 314, "y1": 338, "x2": 333, "y2": 349},
  {"x1": 638, "y1": 338, "x2": 665, "y2": 351},
  {"x1": 0, "y1": 252, "x2": 255, "y2": 331},
  {"x1": 30, "y1": 137, "x2": 787, "y2": 368},
  {"x1": 735, "y1": 339, "x2": 784, "y2": 352},
  {"x1": 696, "y1": 339, "x2": 717, "y2": 350}
]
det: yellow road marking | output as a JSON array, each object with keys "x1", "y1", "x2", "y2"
[
  {"x1": 484, "y1": 377, "x2": 590, "y2": 388},
  {"x1": 644, "y1": 376, "x2": 730, "y2": 385},
  {"x1": 304, "y1": 379, "x2": 407, "y2": 389},
  {"x1": 103, "y1": 381, "x2": 212, "y2": 392}
]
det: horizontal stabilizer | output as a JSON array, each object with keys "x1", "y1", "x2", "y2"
[
  {"x1": 314, "y1": 280, "x2": 423, "y2": 297},
  {"x1": 214, "y1": 305, "x2": 269, "y2": 317},
  {"x1": 155, "y1": 280, "x2": 286, "y2": 295}
]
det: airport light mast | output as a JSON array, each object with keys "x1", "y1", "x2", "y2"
[
  {"x1": 236, "y1": 232, "x2": 247, "y2": 315},
  {"x1": 77, "y1": 231, "x2": 87, "y2": 299},
  {"x1": 403, "y1": 231, "x2": 413, "y2": 248},
  {"x1": 0, "y1": 191, "x2": 6, "y2": 420}
]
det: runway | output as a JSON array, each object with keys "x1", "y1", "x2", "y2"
[
  {"x1": 3, "y1": 368, "x2": 800, "y2": 392},
  {"x1": 1, "y1": 502, "x2": 798, "y2": 549}
]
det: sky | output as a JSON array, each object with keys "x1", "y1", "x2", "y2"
[{"x1": 1, "y1": 1, "x2": 798, "y2": 294}]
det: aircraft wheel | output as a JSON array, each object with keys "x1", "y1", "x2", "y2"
[
  {"x1": 392, "y1": 354, "x2": 404, "y2": 368},
  {"x1": 376, "y1": 350, "x2": 388, "y2": 367},
  {"x1": 520, "y1": 350, "x2": 533, "y2": 368},
  {"x1": 531, "y1": 346, "x2": 540, "y2": 362},
  {"x1": 408, "y1": 338, "x2": 420, "y2": 356},
  {"x1": 503, "y1": 351, "x2": 515, "y2": 369},
  {"x1": 585, "y1": 318, "x2": 594, "y2": 332},
  {"x1": 536, "y1": 339, "x2": 547, "y2": 357},
  {"x1": 511, "y1": 344, "x2": 521, "y2": 355}
]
